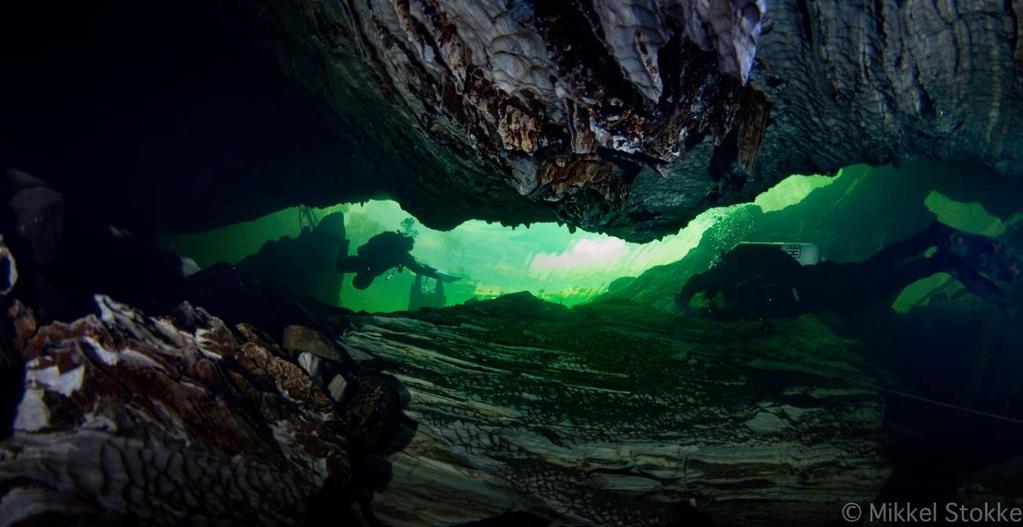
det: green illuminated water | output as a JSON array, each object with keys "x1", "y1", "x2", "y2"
[
  {"x1": 165, "y1": 162, "x2": 1016, "y2": 314},
  {"x1": 164, "y1": 171, "x2": 834, "y2": 312}
]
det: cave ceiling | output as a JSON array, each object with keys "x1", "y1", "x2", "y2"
[{"x1": 2, "y1": 0, "x2": 1022, "y2": 241}]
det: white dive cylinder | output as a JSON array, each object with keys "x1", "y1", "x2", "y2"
[{"x1": 737, "y1": 242, "x2": 821, "y2": 266}]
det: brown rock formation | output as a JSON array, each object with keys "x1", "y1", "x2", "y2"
[
  {"x1": 0, "y1": 296, "x2": 370, "y2": 526},
  {"x1": 4, "y1": 1, "x2": 1021, "y2": 240}
]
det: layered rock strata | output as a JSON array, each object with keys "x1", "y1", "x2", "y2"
[{"x1": 341, "y1": 295, "x2": 892, "y2": 526}]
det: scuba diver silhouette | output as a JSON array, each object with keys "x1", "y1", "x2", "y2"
[
  {"x1": 336, "y1": 231, "x2": 458, "y2": 290},
  {"x1": 676, "y1": 222, "x2": 1020, "y2": 319}
]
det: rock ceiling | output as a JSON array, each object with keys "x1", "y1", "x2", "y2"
[{"x1": 2, "y1": 0, "x2": 1022, "y2": 240}]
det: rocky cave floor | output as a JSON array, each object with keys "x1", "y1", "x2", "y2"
[{"x1": 0, "y1": 229, "x2": 1021, "y2": 526}]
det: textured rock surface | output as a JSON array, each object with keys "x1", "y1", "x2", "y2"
[
  {"x1": 338, "y1": 0, "x2": 772, "y2": 240},
  {"x1": 0, "y1": 297, "x2": 364, "y2": 526},
  {"x1": 5, "y1": 1, "x2": 1022, "y2": 240},
  {"x1": 340, "y1": 294, "x2": 892, "y2": 526},
  {"x1": 331, "y1": 0, "x2": 1023, "y2": 240},
  {"x1": 285, "y1": 324, "x2": 345, "y2": 362}
]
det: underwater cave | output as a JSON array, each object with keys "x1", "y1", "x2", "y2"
[{"x1": 2, "y1": 1, "x2": 1023, "y2": 526}]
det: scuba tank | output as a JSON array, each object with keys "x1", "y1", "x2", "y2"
[{"x1": 736, "y1": 242, "x2": 821, "y2": 266}]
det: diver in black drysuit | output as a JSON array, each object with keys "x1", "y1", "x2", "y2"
[
  {"x1": 676, "y1": 222, "x2": 1021, "y2": 320},
  {"x1": 336, "y1": 231, "x2": 454, "y2": 290}
]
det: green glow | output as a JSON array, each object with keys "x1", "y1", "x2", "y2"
[
  {"x1": 165, "y1": 173, "x2": 833, "y2": 313},
  {"x1": 754, "y1": 173, "x2": 835, "y2": 213},
  {"x1": 338, "y1": 200, "x2": 732, "y2": 310},
  {"x1": 162, "y1": 204, "x2": 346, "y2": 267},
  {"x1": 892, "y1": 192, "x2": 1008, "y2": 313},
  {"x1": 924, "y1": 191, "x2": 1005, "y2": 236}
]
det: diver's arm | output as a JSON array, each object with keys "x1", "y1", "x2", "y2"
[
  {"x1": 864, "y1": 221, "x2": 955, "y2": 271},
  {"x1": 406, "y1": 258, "x2": 463, "y2": 282},
  {"x1": 401, "y1": 255, "x2": 433, "y2": 277},
  {"x1": 401, "y1": 253, "x2": 463, "y2": 281}
]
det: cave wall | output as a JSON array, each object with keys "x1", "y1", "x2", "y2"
[{"x1": 3, "y1": 1, "x2": 1022, "y2": 241}]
